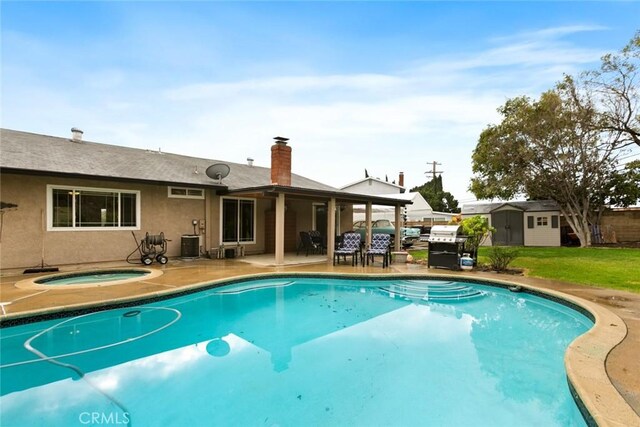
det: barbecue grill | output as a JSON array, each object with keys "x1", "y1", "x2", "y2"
[{"x1": 427, "y1": 225, "x2": 468, "y2": 270}]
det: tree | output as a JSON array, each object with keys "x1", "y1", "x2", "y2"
[
  {"x1": 470, "y1": 33, "x2": 640, "y2": 247},
  {"x1": 582, "y1": 31, "x2": 640, "y2": 148},
  {"x1": 591, "y1": 160, "x2": 640, "y2": 224},
  {"x1": 410, "y1": 175, "x2": 460, "y2": 213},
  {"x1": 610, "y1": 160, "x2": 640, "y2": 205},
  {"x1": 470, "y1": 81, "x2": 620, "y2": 247}
]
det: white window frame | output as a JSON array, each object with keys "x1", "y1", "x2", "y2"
[
  {"x1": 47, "y1": 184, "x2": 140, "y2": 231},
  {"x1": 167, "y1": 186, "x2": 205, "y2": 199},
  {"x1": 219, "y1": 196, "x2": 257, "y2": 244},
  {"x1": 536, "y1": 216, "x2": 548, "y2": 227}
]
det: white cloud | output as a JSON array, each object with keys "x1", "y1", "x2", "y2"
[
  {"x1": 166, "y1": 74, "x2": 405, "y2": 101},
  {"x1": 154, "y1": 25, "x2": 609, "y2": 201},
  {"x1": 2, "y1": 23, "x2": 614, "y2": 202},
  {"x1": 489, "y1": 24, "x2": 609, "y2": 43}
]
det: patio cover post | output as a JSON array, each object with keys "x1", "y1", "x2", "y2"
[
  {"x1": 275, "y1": 192, "x2": 285, "y2": 265},
  {"x1": 327, "y1": 198, "x2": 336, "y2": 260},
  {"x1": 365, "y1": 202, "x2": 373, "y2": 248},
  {"x1": 394, "y1": 204, "x2": 401, "y2": 251}
]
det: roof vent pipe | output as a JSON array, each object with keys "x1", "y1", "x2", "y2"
[
  {"x1": 71, "y1": 127, "x2": 84, "y2": 142},
  {"x1": 247, "y1": 157, "x2": 254, "y2": 167}
]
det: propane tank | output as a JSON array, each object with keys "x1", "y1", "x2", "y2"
[{"x1": 460, "y1": 253, "x2": 474, "y2": 271}]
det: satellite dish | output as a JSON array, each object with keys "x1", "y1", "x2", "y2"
[{"x1": 206, "y1": 163, "x2": 231, "y2": 183}]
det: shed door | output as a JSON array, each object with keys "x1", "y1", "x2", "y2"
[{"x1": 492, "y1": 211, "x2": 524, "y2": 246}]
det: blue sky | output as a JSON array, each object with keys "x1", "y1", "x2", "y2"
[{"x1": 2, "y1": 1, "x2": 639, "y2": 203}]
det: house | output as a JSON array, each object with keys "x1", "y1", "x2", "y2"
[
  {"x1": 340, "y1": 174, "x2": 406, "y2": 195},
  {"x1": 0, "y1": 129, "x2": 410, "y2": 269},
  {"x1": 342, "y1": 174, "x2": 457, "y2": 225},
  {"x1": 352, "y1": 192, "x2": 431, "y2": 222},
  {"x1": 462, "y1": 200, "x2": 561, "y2": 246}
]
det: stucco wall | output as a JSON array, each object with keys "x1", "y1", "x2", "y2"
[
  {"x1": 340, "y1": 205, "x2": 353, "y2": 234},
  {"x1": 291, "y1": 200, "x2": 313, "y2": 232},
  {"x1": 0, "y1": 173, "x2": 208, "y2": 269}
]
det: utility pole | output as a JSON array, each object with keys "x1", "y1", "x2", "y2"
[{"x1": 426, "y1": 161, "x2": 443, "y2": 179}]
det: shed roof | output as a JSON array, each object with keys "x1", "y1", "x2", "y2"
[{"x1": 462, "y1": 200, "x2": 560, "y2": 214}]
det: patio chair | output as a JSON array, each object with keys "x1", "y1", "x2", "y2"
[
  {"x1": 365, "y1": 233, "x2": 391, "y2": 268},
  {"x1": 297, "y1": 231, "x2": 321, "y2": 256},
  {"x1": 333, "y1": 232, "x2": 361, "y2": 266},
  {"x1": 308, "y1": 230, "x2": 326, "y2": 254}
]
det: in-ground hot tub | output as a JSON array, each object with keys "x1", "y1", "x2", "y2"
[{"x1": 16, "y1": 269, "x2": 163, "y2": 290}]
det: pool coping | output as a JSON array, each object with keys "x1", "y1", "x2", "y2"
[{"x1": 1, "y1": 271, "x2": 638, "y2": 427}]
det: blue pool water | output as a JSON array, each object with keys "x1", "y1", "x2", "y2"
[
  {"x1": 0, "y1": 277, "x2": 592, "y2": 426},
  {"x1": 34, "y1": 270, "x2": 149, "y2": 285}
]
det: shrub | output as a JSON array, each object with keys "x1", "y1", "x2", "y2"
[
  {"x1": 454, "y1": 215, "x2": 495, "y2": 261},
  {"x1": 487, "y1": 246, "x2": 519, "y2": 271}
]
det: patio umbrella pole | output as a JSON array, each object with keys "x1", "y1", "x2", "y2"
[{"x1": 23, "y1": 209, "x2": 59, "y2": 274}]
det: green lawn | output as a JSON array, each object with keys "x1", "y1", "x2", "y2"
[{"x1": 408, "y1": 246, "x2": 640, "y2": 293}]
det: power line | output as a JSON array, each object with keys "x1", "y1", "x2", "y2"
[{"x1": 617, "y1": 152, "x2": 640, "y2": 161}]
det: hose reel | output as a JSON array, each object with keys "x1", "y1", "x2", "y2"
[{"x1": 127, "y1": 232, "x2": 169, "y2": 265}]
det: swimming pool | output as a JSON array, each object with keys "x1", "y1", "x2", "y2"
[{"x1": 0, "y1": 277, "x2": 592, "y2": 426}]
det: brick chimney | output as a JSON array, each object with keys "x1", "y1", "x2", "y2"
[
  {"x1": 399, "y1": 172, "x2": 404, "y2": 187},
  {"x1": 271, "y1": 136, "x2": 291, "y2": 186}
]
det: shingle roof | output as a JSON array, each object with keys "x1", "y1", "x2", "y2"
[
  {"x1": 462, "y1": 200, "x2": 561, "y2": 214},
  {"x1": 0, "y1": 128, "x2": 337, "y2": 192}
]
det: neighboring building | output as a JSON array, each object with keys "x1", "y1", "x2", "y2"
[
  {"x1": 351, "y1": 192, "x2": 429, "y2": 222},
  {"x1": 340, "y1": 174, "x2": 406, "y2": 195},
  {"x1": 0, "y1": 129, "x2": 409, "y2": 269},
  {"x1": 342, "y1": 174, "x2": 456, "y2": 225},
  {"x1": 352, "y1": 192, "x2": 456, "y2": 223},
  {"x1": 462, "y1": 200, "x2": 561, "y2": 246}
]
